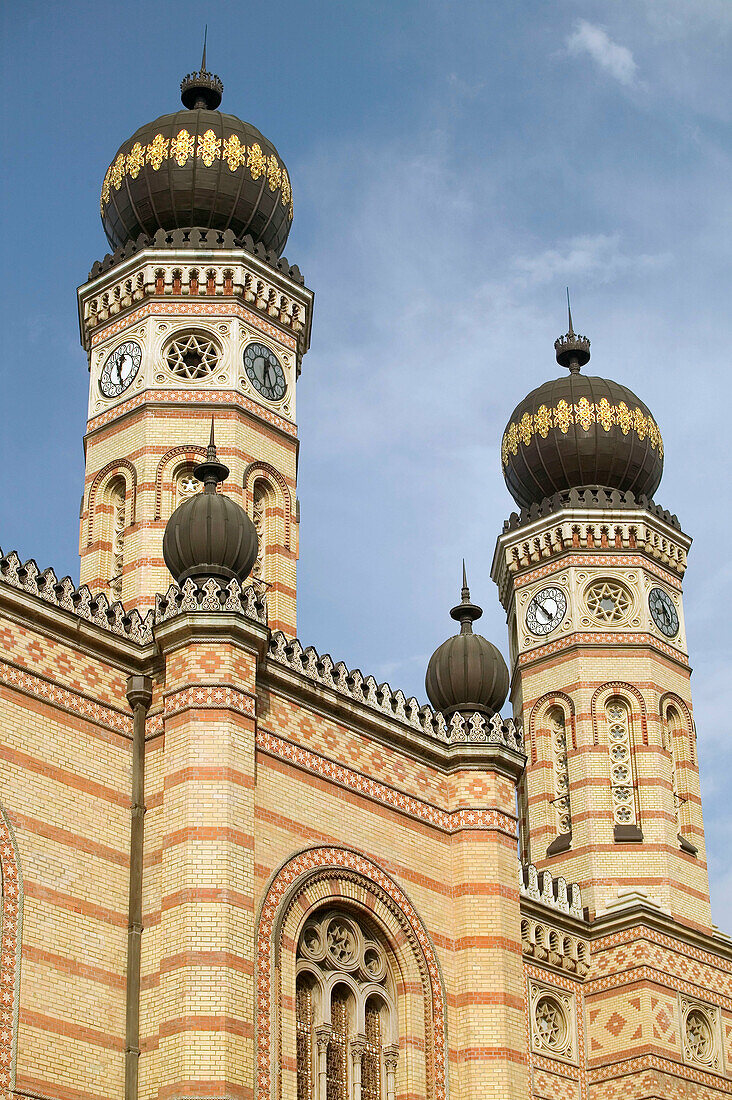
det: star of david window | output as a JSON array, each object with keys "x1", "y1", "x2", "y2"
[
  {"x1": 529, "y1": 983, "x2": 575, "y2": 1062},
  {"x1": 585, "y1": 579, "x2": 632, "y2": 624},
  {"x1": 682, "y1": 1002, "x2": 719, "y2": 1069},
  {"x1": 295, "y1": 911, "x2": 398, "y2": 1100},
  {"x1": 164, "y1": 331, "x2": 220, "y2": 381}
]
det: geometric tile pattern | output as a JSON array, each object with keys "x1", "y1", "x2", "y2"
[
  {"x1": 0, "y1": 657, "x2": 132, "y2": 735},
  {"x1": 0, "y1": 805, "x2": 23, "y2": 1097},
  {"x1": 256, "y1": 729, "x2": 518, "y2": 835}
]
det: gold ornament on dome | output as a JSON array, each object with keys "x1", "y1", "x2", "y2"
[
  {"x1": 574, "y1": 396, "x2": 594, "y2": 431},
  {"x1": 247, "y1": 142, "x2": 266, "y2": 180},
  {"x1": 170, "y1": 128, "x2": 194, "y2": 166},
  {"x1": 223, "y1": 133, "x2": 243, "y2": 171},
  {"x1": 597, "y1": 396, "x2": 613, "y2": 431},
  {"x1": 554, "y1": 399, "x2": 572, "y2": 434},
  {"x1": 197, "y1": 129, "x2": 220, "y2": 167},
  {"x1": 518, "y1": 411, "x2": 533, "y2": 446},
  {"x1": 100, "y1": 129, "x2": 293, "y2": 218},
  {"x1": 267, "y1": 155, "x2": 282, "y2": 191},
  {"x1": 126, "y1": 142, "x2": 145, "y2": 179},
  {"x1": 534, "y1": 404, "x2": 552, "y2": 438},
  {"x1": 501, "y1": 399, "x2": 663, "y2": 466},
  {"x1": 146, "y1": 132, "x2": 169, "y2": 170}
]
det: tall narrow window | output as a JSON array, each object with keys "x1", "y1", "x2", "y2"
[
  {"x1": 548, "y1": 707, "x2": 571, "y2": 837},
  {"x1": 297, "y1": 977, "x2": 314, "y2": 1100},
  {"x1": 327, "y1": 991, "x2": 349, "y2": 1100},
  {"x1": 606, "y1": 697, "x2": 639, "y2": 833},
  {"x1": 665, "y1": 705, "x2": 696, "y2": 852},
  {"x1": 108, "y1": 478, "x2": 125, "y2": 602},
  {"x1": 362, "y1": 999, "x2": 382, "y2": 1100},
  {"x1": 252, "y1": 480, "x2": 272, "y2": 583}
]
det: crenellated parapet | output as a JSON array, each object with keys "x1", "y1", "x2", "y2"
[
  {"x1": 267, "y1": 630, "x2": 524, "y2": 750},
  {"x1": 0, "y1": 548, "x2": 154, "y2": 644},
  {"x1": 519, "y1": 862, "x2": 584, "y2": 919},
  {"x1": 154, "y1": 578, "x2": 266, "y2": 624}
]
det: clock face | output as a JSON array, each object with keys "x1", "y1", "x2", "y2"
[
  {"x1": 243, "y1": 342, "x2": 286, "y2": 402},
  {"x1": 100, "y1": 340, "x2": 142, "y2": 398},
  {"x1": 648, "y1": 587, "x2": 679, "y2": 637},
  {"x1": 526, "y1": 586, "x2": 567, "y2": 636}
]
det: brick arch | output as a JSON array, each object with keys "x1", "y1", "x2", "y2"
[
  {"x1": 528, "y1": 690, "x2": 577, "y2": 761},
  {"x1": 86, "y1": 459, "x2": 138, "y2": 545},
  {"x1": 591, "y1": 682, "x2": 648, "y2": 746},
  {"x1": 0, "y1": 804, "x2": 23, "y2": 1094},
  {"x1": 660, "y1": 692, "x2": 695, "y2": 765},
  {"x1": 257, "y1": 846, "x2": 447, "y2": 1100},
  {"x1": 243, "y1": 461, "x2": 293, "y2": 551},
  {"x1": 154, "y1": 445, "x2": 207, "y2": 519}
]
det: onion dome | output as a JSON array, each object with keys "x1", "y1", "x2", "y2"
[
  {"x1": 501, "y1": 298, "x2": 664, "y2": 510},
  {"x1": 425, "y1": 566, "x2": 509, "y2": 717},
  {"x1": 163, "y1": 423, "x2": 258, "y2": 585},
  {"x1": 100, "y1": 46, "x2": 293, "y2": 256}
]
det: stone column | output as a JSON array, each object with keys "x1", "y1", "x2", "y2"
[{"x1": 349, "y1": 1035, "x2": 366, "y2": 1100}]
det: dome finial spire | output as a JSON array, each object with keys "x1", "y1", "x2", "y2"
[
  {"x1": 194, "y1": 419, "x2": 230, "y2": 493},
  {"x1": 181, "y1": 30, "x2": 223, "y2": 110},
  {"x1": 450, "y1": 560, "x2": 483, "y2": 634},
  {"x1": 554, "y1": 290, "x2": 591, "y2": 374}
]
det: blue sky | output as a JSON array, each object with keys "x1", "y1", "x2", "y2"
[{"x1": 2, "y1": 1, "x2": 731, "y2": 924}]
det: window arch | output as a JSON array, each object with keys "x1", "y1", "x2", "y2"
[
  {"x1": 259, "y1": 847, "x2": 447, "y2": 1100},
  {"x1": 296, "y1": 910, "x2": 398, "y2": 1100}
]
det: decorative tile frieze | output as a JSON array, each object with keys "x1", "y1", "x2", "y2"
[
  {"x1": 256, "y1": 729, "x2": 516, "y2": 835},
  {"x1": 165, "y1": 684, "x2": 255, "y2": 719},
  {"x1": 86, "y1": 385, "x2": 297, "y2": 437},
  {"x1": 516, "y1": 630, "x2": 688, "y2": 667},
  {"x1": 0, "y1": 659, "x2": 132, "y2": 735},
  {"x1": 515, "y1": 554, "x2": 683, "y2": 592}
]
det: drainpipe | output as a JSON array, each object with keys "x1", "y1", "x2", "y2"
[{"x1": 125, "y1": 674, "x2": 153, "y2": 1100}]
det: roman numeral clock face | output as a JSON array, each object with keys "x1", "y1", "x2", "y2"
[{"x1": 243, "y1": 342, "x2": 286, "y2": 402}]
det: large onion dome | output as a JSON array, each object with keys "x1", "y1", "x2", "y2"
[
  {"x1": 501, "y1": 306, "x2": 664, "y2": 510},
  {"x1": 100, "y1": 52, "x2": 293, "y2": 256},
  {"x1": 163, "y1": 424, "x2": 258, "y2": 585},
  {"x1": 425, "y1": 567, "x2": 509, "y2": 717}
]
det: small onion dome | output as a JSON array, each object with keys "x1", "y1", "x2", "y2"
[
  {"x1": 163, "y1": 423, "x2": 258, "y2": 585},
  {"x1": 425, "y1": 567, "x2": 509, "y2": 717},
  {"x1": 501, "y1": 308, "x2": 664, "y2": 510},
  {"x1": 100, "y1": 62, "x2": 293, "y2": 256}
]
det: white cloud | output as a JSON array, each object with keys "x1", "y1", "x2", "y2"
[
  {"x1": 511, "y1": 234, "x2": 668, "y2": 287},
  {"x1": 567, "y1": 20, "x2": 638, "y2": 86}
]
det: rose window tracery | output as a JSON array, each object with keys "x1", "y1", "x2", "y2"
[
  {"x1": 296, "y1": 910, "x2": 398, "y2": 1100},
  {"x1": 534, "y1": 996, "x2": 567, "y2": 1051},
  {"x1": 164, "y1": 331, "x2": 220, "y2": 381},
  {"x1": 175, "y1": 467, "x2": 201, "y2": 505},
  {"x1": 585, "y1": 579, "x2": 632, "y2": 624}
]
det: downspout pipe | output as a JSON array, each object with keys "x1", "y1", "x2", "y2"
[{"x1": 125, "y1": 674, "x2": 153, "y2": 1100}]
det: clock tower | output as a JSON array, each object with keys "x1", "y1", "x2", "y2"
[
  {"x1": 491, "y1": 316, "x2": 712, "y2": 928},
  {"x1": 77, "y1": 59, "x2": 313, "y2": 633}
]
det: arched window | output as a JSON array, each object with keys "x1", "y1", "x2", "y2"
[
  {"x1": 296, "y1": 910, "x2": 398, "y2": 1100},
  {"x1": 548, "y1": 706, "x2": 571, "y2": 839},
  {"x1": 605, "y1": 696, "x2": 641, "y2": 839},
  {"x1": 174, "y1": 464, "x2": 201, "y2": 507},
  {"x1": 664, "y1": 704, "x2": 697, "y2": 854},
  {"x1": 252, "y1": 478, "x2": 274, "y2": 583},
  {"x1": 106, "y1": 477, "x2": 126, "y2": 602}
]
